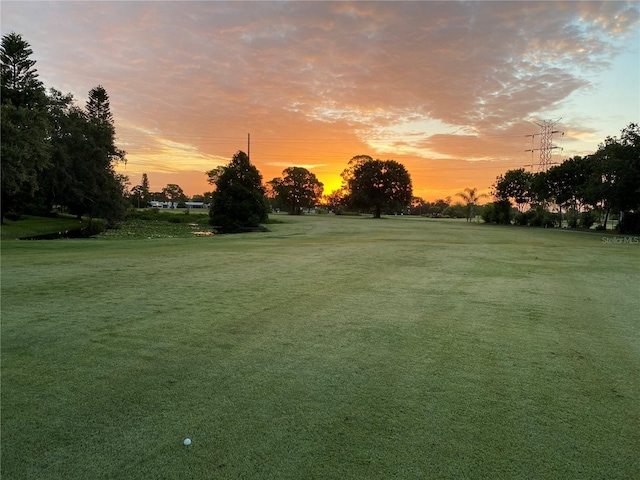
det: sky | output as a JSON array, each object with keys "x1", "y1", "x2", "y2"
[{"x1": 2, "y1": 1, "x2": 639, "y2": 201}]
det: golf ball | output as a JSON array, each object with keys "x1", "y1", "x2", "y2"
[{"x1": 183, "y1": 438, "x2": 191, "y2": 446}]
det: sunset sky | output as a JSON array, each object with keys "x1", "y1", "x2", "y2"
[{"x1": 2, "y1": 1, "x2": 639, "y2": 201}]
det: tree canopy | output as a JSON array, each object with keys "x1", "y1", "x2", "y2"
[
  {"x1": 344, "y1": 157, "x2": 413, "y2": 218},
  {"x1": 209, "y1": 151, "x2": 269, "y2": 232},
  {"x1": 493, "y1": 168, "x2": 533, "y2": 210},
  {"x1": 1, "y1": 32, "x2": 50, "y2": 222},
  {"x1": 130, "y1": 173, "x2": 151, "y2": 207},
  {"x1": 490, "y1": 123, "x2": 640, "y2": 232},
  {"x1": 162, "y1": 184, "x2": 186, "y2": 205},
  {"x1": 1, "y1": 32, "x2": 45, "y2": 107},
  {"x1": 0, "y1": 32, "x2": 127, "y2": 224},
  {"x1": 267, "y1": 167, "x2": 324, "y2": 214}
]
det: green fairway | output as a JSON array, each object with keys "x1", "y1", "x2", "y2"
[{"x1": 2, "y1": 215, "x2": 639, "y2": 479}]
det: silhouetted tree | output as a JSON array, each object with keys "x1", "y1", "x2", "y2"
[
  {"x1": 456, "y1": 187, "x2": 488, "y2": 222},
  {"x1": 162, "y1": 184, "x2": 186, "y2": 206},
  {"x1": 586, "y1": 124, "x2": 640, "y2": 229},
  {"x1": 209, "y1": 151, "x2": 269, "y2": 232},
  {"x1": 0, "y1": 32, "x2": 50, "y2": 222},
  {"x1": 321, "y1": 189, "x2": 349, "y2": 213},
  {"x1": 268, "y1": 167, "x2": 324, "y2": 214},
  {"x1": 345, "y1": 158, "x2": 412, "y2": 218},
  {"x1": 493, "y1": 168, "x2": 533, "y2": 211},
  {"x1": 81, "y1": 86, "x2": 127, "y2": 223},
  {"x1": 130, "y1": 173, "x2": 151, "y2": 208}
]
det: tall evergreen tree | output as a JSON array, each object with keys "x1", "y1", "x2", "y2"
[
  {"x1": 0, "y1": 32, "x2": 45, "y2": 107},
  {"x1": 141, "y1": 173, "x2": 150, "y2": 195},
  {"x1": 0, "y1": 32, "x2": 50, "y2": 222},
  {"x1": 130, "y1": 173, "x2": 152, "y2": 208},
  {"x1": 86, "y1": 85, "x2": 114, "y2": 128},
  {"x1": 209, "y1": 151, "x2": 269, "y2": 232},
  {"x1": 82, "y1": 85, "x2": 127, "y2": 223}
]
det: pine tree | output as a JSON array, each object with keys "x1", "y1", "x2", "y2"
[
  {"x1": 0, "y1": 32, "x2": 50, "y2": 222},
  {"x1": 209, "y1": 151, "x2": 269, "y2": 232},
  {"x1": 82, "y1": 85, "x2": 127, "y2": 223}
]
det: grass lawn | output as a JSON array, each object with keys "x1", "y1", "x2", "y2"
[{"x1": 1, "y1": 215, "x2": 639, "y2": 479}]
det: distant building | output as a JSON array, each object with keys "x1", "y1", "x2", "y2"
[
  {"x1": 149, "y1": 201, "x2": 177, "y2": 209},
  {"x1": 149, "y1": 201, "x2": 209, "y2": 209}
]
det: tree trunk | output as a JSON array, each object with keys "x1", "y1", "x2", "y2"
[
  {"x1": 374, "y1": 205, "x2": 381, "y2": 218},
  {"x1": 558, "y1": 204, "x2": 562, "y2": 228}
]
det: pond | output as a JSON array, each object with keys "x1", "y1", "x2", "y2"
[{"x1": 20, "y1": 228, "x2": 97, "y2": 240}]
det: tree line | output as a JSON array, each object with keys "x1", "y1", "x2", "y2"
[
  {"x1": 1, "y1": 32, "x2": 127, "y2": 225},
  {"x1": 1, "y1": 33, "x2": 416, "y2": 231},
  {"x1": 5, "y1": 31, "x2": 636, "y2": 234},
  {"x1": 485, "y1": 123, "x2": 640, "y2": 233},
  {"x1": 205, "y1": 152, "x2": 415, "y2": 231},
  {"x1": 129, "y1": 176, "x2": 212, "y2": 209}
]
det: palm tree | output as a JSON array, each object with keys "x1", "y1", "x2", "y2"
[{"x1": 456, "y1": 187, "x2": 488, "y2": 222}]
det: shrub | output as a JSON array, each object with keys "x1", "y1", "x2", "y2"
[
  {"x1": 515, "y1": 211, "x2": 530, "y2": 226},
  {"x1": 617, "y1": 212, "x2": 640, "y2": 234},
  {"x1": 4, "y1": 212, "x2": 22, "y2": 221},
  {"x1": 335, "y1": 208, "x2": 361, "y2": 216},
  {"x1": 482, "y1": 201, "x2": 512, "y2": 224},
  {"x1": 85, "y1": 219, "x2": 107, "y2": 236},
  {"x1": 580, "y1": 210, "x2": 597, "y2": 229},
  {"x1": 442, "y1": 203, "x2": 466, "y2": 218}
]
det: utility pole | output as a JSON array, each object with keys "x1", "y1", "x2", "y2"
[
  {"x1": 248, "y1": 133, "x2": 250, "y2": 162},
  {"x1": 525, "y1": 119, "x2": 564, "y2": 172}
]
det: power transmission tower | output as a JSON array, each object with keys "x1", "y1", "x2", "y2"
[{"x1": 525, "y1": 119, "x2": 564, "y2": 172}]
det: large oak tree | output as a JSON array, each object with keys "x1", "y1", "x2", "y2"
[
  {"x1": 345, "y1": 157, "x2": 413, "y2": 218},
  {"x1": 267, "y1": 167, "x2": 324, "y2": 215}
]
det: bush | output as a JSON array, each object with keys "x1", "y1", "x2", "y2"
[
  {"x1": 335, "y1": 208, "x2": 361, "y2": 216},
  {"x1": 515, "y1": 211, "x2": 531, "y2": 226},
  {"x1": 481, "y1": 200, "x2": 512, "y2": 224},
  {"x1": 526, "y1": 205, "x2": 557, "y2": 228},
  {"x1": 442, "y1": 203, "x2": 466, "y2": 218},
  {"x1": 85, "y1": 219, "x2": 107, "y2": 236},
  {"x1": 617, "y1": 212, "x2": 640, "y2": 234},
  {"x1": 4, "y1": 212, "x2": 23, "y2": 221},
  {"x1": 580, "y1": 210, "x2": 597, "y2": 229}
]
